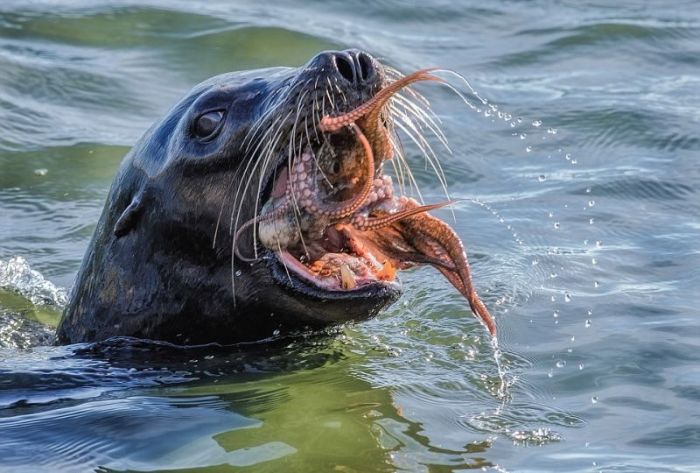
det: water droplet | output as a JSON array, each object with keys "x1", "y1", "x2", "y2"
[
  {"x1": 571, "y1": 336, "x2": 575, "y2": 342},
  {"x1": 34, "y1": 168, "x2": 48, "y2": 176},
  {"x1": 532, "y1": 120, "x2": 542, "y2": 127},
  {"x1": 565, "y1": 153, "x2": 572, "y2": 161},
  {"x1": 587, "y1": 309, "x2": 593, "y2": 316},
  {"x1": 525, "y1": 146, "x2": 532, "y2": 153},
  {"x1": 548, "y1": 212, "x2": 554, "y2": 218},
  {"x1": 519, "y1": 133, "x2": 527, "y2": 140},
  {"x1": 547, "y1": 127, "x2": 557, "y2": 134},
  {"x1": 538, "y1": 174, "x2": 546, "y2": 182},
  {"x1": 517, "y1": 117, "x2": 523, "y2": 123},
  {"x1": 235, "y1": 270, "x2": 242, "y2": 277},
  {"x1": 591, "y1": 396, "x2": 598, "y2": 404},
  {"x1": 564, "y1": 292, "x2": 572, "y2": 302},
  {"x1": 570, "y1": 159, "x2": 578, "y2": 165},
  {"x1": 594, "y1": 281, "x2": 599, "y2": 288},
  {"x1": 592, "y1": 258, "x2": 597, "y2": 265},
  {"x1": 589, "y1": 218, "x2": 595, "y2": 225},
  {"x1": 585, "y1": 319, "x2": 592, "y2": 328},
  {"x1": 550, "y1": 272, "x2": 558, "y2": 279},
  {"x1": 554, "y1": 222, "x2": 560, "y2": 229},
  {"x1": 588, "y1": 200, "x2": 596, "y2": 207},
  {"x1": 556, "y1": 360, "x2": 566, "y2": 368},
  {"x1": 531, "y1": 259, "x2": 539, "y2": 266},
  {"x1": 596, "y1": 240, "x2": 602, "y2": 248},
  {"x1": 553, "y1": 310, "x2": 559, "y2": 318},
  {"x1": 504, "y1": 113, "x2": 512, "y2": 121},
  {"x1": 579, "y1": 363, "x2": 585, "y2": 370},
  {"x1": 547, "y1": 370, "x2": 553, "y2": 378},
  {"x1": 551, "y1": 296, "x2": 556, "y2": 302}
]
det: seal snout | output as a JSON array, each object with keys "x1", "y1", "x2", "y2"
[
  {"x1": 330, "y1": 50, "x2": 379, "y2": 87},
  {"x1": 310, "y1": 49, "x2": 382, "y2": 91}
]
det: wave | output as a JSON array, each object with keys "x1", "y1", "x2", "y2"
[{"x1": 0, "y1": 256, "x2": 68, "y2": 307}]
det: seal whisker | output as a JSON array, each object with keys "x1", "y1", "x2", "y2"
[
  {"x1": 386, "y1": 133, "x2": 408, "y2": 196},
  {"x1": 392, "y1": 93, "x2": 450, "y2": 152},
  {"x1": 390, "y1": 97, "x2": 453, "y2": 216},
  {"x1": 390, "y1": 130, "x2": 424, "y2": 203},
  {"x1": 243, "y1": 79, "x2": 305, "y2": 152},
  {"x1": 212, "y1": 174, "x2": 240, "y2": 249},
  {"x1": 248, "y1": 115, "x2": 292, "y2": 254},
  {"x1": 392, "y1": 114, "x2": 450, "y2": 203},
  {"x1": 277, "y1": 240, "x2": 293, "y2": 285},
  {"x1": 287, "y1": 97, "x2": 308, "y2": 260},
  {"x1": 230, "y1": 109, "x2": 292, "y2": 269},
  {"x1": 391, "y1": 105, "x2": 448, "y2": 184}
]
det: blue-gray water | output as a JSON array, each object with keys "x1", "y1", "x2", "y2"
[{"x1": 1, "y1": 1, "x2": 699, "y2": 472}]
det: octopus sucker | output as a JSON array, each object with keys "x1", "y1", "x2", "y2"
[{"x1": 239, "y1": 67, "x2": 496, "y2": 336}]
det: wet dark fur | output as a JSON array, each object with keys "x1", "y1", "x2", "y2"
[{"x1": 57, "y1": 51, "x2": 400, "y2": 345}]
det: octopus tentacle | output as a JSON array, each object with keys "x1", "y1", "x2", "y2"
[
  {"x1": 291, "y1": 122, "x2": 375, "y2": 220},
  {"x1": 351, "y1": 199, "x2": 456, "y2": 231},
  {"x1": 398, "y1": 203, "x2": 497, "y2": 336},
  {"x1": 233, "y1": 199, "x2": 291, "y2": 262},
  {"x1": 319, "y1": 69, "x2": 443, "y2": 133}
]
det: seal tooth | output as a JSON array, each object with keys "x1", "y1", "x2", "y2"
[{"x1": 340, "y1": 264, "x2": 356, "y2": 289}]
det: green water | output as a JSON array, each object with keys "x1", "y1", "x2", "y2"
[{"x1": 1, "y1": 1, "x2": 699, "y2": 472}]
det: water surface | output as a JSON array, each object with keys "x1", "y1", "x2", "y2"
[{"x1": 1, "y1": 1, "x2": 699, "y2": 471}]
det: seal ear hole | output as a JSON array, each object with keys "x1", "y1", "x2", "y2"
[
  {"x1": 193, "y1": 110, "x2": 225, "y2": 140},
  {"x1": 114, "y1": 195, "x2": 144, "y2": 238}
]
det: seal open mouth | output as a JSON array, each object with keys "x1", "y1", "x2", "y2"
[{"x1": 236, "y1": 65, "x2": 496, "y2": 336}]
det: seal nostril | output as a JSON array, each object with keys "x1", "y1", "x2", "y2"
[
  {"x1": 335, "y1": 55, "x2": 355, "y2": 83},
  {"x1": 357, "y1": 53, "x2": 373, "y2": 81}
]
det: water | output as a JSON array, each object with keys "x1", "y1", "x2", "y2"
[{"x1": 1, "y1": 0, "x2": 699, "y2": 471}]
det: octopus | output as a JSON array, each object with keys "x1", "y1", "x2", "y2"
[{"x1": 235, "y1": 69, "x2": 496, "y2": 336}]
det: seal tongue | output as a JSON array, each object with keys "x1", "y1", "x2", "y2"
[{"x1": 270, "y1": 166, "x2": 288, "y2": 199}]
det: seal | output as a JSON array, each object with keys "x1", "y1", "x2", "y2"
[{"x1": 56, "y1": 49, "x2": 495, "y2": 345}]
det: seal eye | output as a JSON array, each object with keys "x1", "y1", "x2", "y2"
[{"x1": 194, "y1": 110, "x2": 224, "y2": 139}]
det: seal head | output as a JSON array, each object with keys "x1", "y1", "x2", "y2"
[{"x1": 57, "y1": 50, "x2": 402, "y2": 345}]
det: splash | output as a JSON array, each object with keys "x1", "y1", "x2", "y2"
[{"x1": 0, "y1": 256, "x2": 68, "y2": 307}]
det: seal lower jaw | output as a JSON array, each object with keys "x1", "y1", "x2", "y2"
[
  {"x1": 266, "y1": 244, "x2": 402, "y2": 325},
  {"x1": 273, "y1": 223, "x2": 403, "y2": 294}
]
